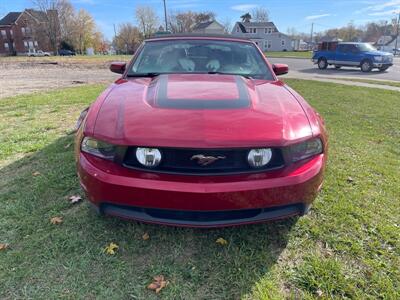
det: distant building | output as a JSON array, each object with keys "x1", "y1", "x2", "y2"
[
  {"x1": 231, "y1": 21, "x2": 293, "y2": 51},
  {"x1": 0, "y1": 9, "x2": 60, "y2": 56},
  {"x1": 192, "y1": 21, "x2": 225, "y2": 35},
  {"x1": 376, "y1": 35, "x2": 399, "y2": 52}
]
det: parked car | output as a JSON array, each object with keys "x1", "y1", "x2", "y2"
[
  {"x1": 313, "y1": 42, "x2": 394, "y2": 72},
  {"x1": 28, "y1": 49, "x2": 50, "y2": 57},
  {"x1": 393, "y1": 48, "x2": 400, "y2": 56},
  {"x1": 75, "y1": 35, "x2": 328, "y2": 227},
  {"x1": 58, "y1": 49, "x2": 76, "y2": 56}
]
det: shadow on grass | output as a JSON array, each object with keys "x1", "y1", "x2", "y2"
[{"x1": 0, "y1": 134, "x2": 298, "y2": 299}]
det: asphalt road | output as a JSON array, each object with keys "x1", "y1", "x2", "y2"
[{"x1": 268, "y1": 57, "x2": 400, "y2": 82}]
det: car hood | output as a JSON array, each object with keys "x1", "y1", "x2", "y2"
[
  {"x1": 93, "y1": 74, "x2": 313, "y2": 148},
  {"x1": 365, "y1": 50, "x2": 393, "y2": 56}
]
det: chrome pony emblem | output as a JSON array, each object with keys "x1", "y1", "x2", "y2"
[{"x1": 191, "y1": 154, "x2": 226, "y2": 166}]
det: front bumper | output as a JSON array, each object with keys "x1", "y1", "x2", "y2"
[
  {"x1": 78, "y1": 153, "x2": 325, "y2": 227},
  {"x1": 373, "y1": 62, "x2": 393, "y2": 68}
]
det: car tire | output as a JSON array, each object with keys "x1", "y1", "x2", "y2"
[
  {"x1": 334, "y1": 65, "x2": 341, "y2": 69},
  {"x1": 378, "y1": 66, "x2": 389, "y2": 72},
  {"x1": 318, "y1": 58, "x2": 328, "y2": 69},
  {"x1": 360, "y1": 60, "x2": 372, "y2": 72}
]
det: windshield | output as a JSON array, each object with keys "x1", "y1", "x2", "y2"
[
  {"x1": 129, "y1": 39, "x2": 274, "y2": 80},
  {"x1": 356, "y1": 43, "x2": 377, "y2": 52}
]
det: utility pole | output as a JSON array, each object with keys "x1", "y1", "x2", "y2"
[
  {"x1": 310, "y1": 22, "x2": 314, "y2": 44},
  {"x1": 163, "y1": 0, "x2": 168, "y2": 31},
  {"x1": 395, "y1": 11, "x2": 400, "y2": 55}
]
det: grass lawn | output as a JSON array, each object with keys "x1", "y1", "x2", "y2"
[
  {"x1": 1, "y1": 80, "x2": 399, "y2": 299},
  {"x1": 265, "y1": 51, "x2": 312, "y2": 59}
]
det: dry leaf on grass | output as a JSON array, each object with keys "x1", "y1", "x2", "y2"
[
  {"x1": 0, "y1": 243, "x2": 9, "y2": 251},
  {"x1": 104, "y1": 242, "x2": 119, "y2": 255},
  {"x1": 216, "y1": 237, "x2": 228, "y2": 246},
  {"x1": 32, "y1": 171, "x2": 41, "y2": 176},
  {"x1": 142, "y1": 232, "x2": 150, "y2": 240},
  {"x1": 50, "y1": 216, "x2": 63, "y2": 225},
  {"x1": 69, "y1": 195, "x2": 82, "y2": 204},
  {"x1": 316, "y1": 289, "x2": 324, "y2": 297},
  {"x1": 147, "y1": 275, "x2": 168, "y2": 293},
  {"x1": 64, "y1": 143, "x2": 72, "y2": 149}
]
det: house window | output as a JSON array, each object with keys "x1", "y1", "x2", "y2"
[
  {"x1": 10, "y1": 29, "x2": 13, "y2": 37},
  {"x1": 22, "y1": 27, "x2": 26, "y2": 35},
  {"x1": 28, "y1": 41, "x2": 34, "y2": 48},
  {"x1": 24, "y1": 41, "x2": 28, "y2": 48},
  {"x1": 281, "y1": 40, "x2": 285, "y2": 46},
  {"x1": 267, "y1": 40, "x2": 272, "y2": 49},
  {"x1": 34, "y1": 41, "x2": 38, "y2": 46},
  {"x1": 4, "y1": 42, "x2": 9, "y2": 50},
  {"x1": 1, "y1": 30, "x2": 6, "y2": 38},
  {"x1": 12, "y1": 42, "x2": 15, "y2": 49},
  {"x1": 236, "y1": 26, "x2": 239, "y2": 33},
  {"x1": 248, "y1": 28, "x2": 256, "y2": 34},
  {"x1": 265, "y1": 28, "x2": 273, "y2": 34}
]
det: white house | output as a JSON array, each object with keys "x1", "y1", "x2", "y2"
[
  {"x1": 376, "y1": 35, "x2": 399, "y2": 52},
  {"x1": 192, "y1": 21, "x2": 225, "y2": 34},
  {"x1": 231, "y1": 21, "x2": 293, "y2": 51}
]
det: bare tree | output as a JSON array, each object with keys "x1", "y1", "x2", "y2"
[
  {"x1": 113, "y1": 23, "x2": 141, "y2": 54},
  {"x1": 251, "y1": 7, "x2": 269, "y2": 22},
  {"x1": 31, "y1": 0, "x2": 62, "y2": 52},
  {"x1": 135, "y1": 6, "x2": 158, "y2": 38},
  {"x1": 168, "y1": 10, "x2": 216, "y2": 33}
]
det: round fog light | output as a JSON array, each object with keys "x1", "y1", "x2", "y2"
[
  {"x1": 136, "y1": 148, "x2": 162, "y2": 167},
  {"x1": 247, "y1": 148, "x2": 272, "y2": 168}
]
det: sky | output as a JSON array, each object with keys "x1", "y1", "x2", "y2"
[{"x1": 1, "y1": 0, "x2": 399, "y2": 40}]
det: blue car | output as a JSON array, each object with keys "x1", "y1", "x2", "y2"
[{"x1": 312, "y1": 42, "x2": 394, "y2": 72}]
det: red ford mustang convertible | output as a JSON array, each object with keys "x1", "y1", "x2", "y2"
[{"x1": 75, "y1": 35, "x2": 327, "y2": 227}]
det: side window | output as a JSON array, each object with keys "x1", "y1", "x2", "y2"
[{"x1": 337, "y1": 44, "x2": 347, "y2": 53}]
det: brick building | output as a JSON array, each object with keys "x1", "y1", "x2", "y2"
[{"x1": 0, "y1": 9, "x2": 60, "y2": 56}]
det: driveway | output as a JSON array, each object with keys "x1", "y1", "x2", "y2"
[{"x1": 268, "y1": 57, "x2": 400, "y2": 82}]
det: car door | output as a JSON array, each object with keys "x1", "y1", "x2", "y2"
[{"x1": 335, "y1": 44, "x2": 351, "y2": 66}]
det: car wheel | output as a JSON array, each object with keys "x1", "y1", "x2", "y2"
[
  {"x1": 318, "y1": 58, "x2": 328, "y2": 69},
  {"x1": 378, "y1": 66, "x2": 389, "y2": 72},
  {"x1": 334, "y1": 65, "x2": 341, "y2": 69},
  {"x1": 360, "y1": 60, "x2": 372, "y2": 72}
]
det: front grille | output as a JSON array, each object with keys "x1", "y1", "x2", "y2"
[{"x1": 122, "y1": 147, "x2": 285, "y2": 175}]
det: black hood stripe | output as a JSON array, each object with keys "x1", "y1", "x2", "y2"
[{"x1": 156, "y1": 75, "x2": 250, "y2": 109}]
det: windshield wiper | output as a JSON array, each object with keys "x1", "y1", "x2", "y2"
[{"x1": 126, "y1": 72, "x2": 161, "y2": 78}]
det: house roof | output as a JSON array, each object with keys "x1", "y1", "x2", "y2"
[
  {"x1": 192, "y1": 20, "x2": 223, "y2": 31},
  {"x1": 0, "y1": 12, "x2": 22, "y2": 26},
  {"x1": 192, "y1": 21, "x2": 214, "y2": 30},
  {"x1": 235, "y1": 21, "x2": 278, "y2": 33}
]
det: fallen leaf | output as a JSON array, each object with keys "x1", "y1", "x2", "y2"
[
  {"x1": 69, "y1": 195, "x2": 82, "y2": 204},
  {"x1": 346, "y1": 176, "x2": 354, "y2": 183},
  {"x1": 316, "y1": 289, "x2": 324, "y2": 297},
  {"x1": 104, "y1": 242, "x2": 119, "y2": 255},
  {"x1": 147, "y1": 275, "x2": 168, "y2": 293},
  {"x1": 50, "y1": 216, "x2": 63, "y2": 225},
  {"x1": 216, "y1": 237, "x2": 228, "y2": 246},
  {"x1": 64, "y1": 143, "x2": 72, "y2": 149},
  {"x1": 0, "y1": 243, "x2": 9, "y2": 251},
  {"x1": 142, "y1": 232, "x2": 150, "y2": 240},
  {"x1": 32, "y1": 171, "x2": 41, "y2": 176}
]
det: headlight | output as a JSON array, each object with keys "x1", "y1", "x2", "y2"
[
  {"x1": 75, "y1": 107, "x2": 89, "y2": 131},
  {"x1": 247, "y1": 148, "x2": 272, "y2": 168},
  {"x1": 81, "y1": 137, "x2": 116, "y2": 160},
  {"x1": 290, "y1": 138, "x2": 323, "y2": 162},
  {"x1": 374, "y1": 56, "x2": 383, "y2": 62},
  {"x1": 136, "y1": 147, "x2": 162, "y2": 167}
]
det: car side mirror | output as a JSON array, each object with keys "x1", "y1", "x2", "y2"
[
  {"x1": 110, "y1": 62, "x2": 126, "y2": 74},
  {"x1": 272, "y1": 63, "x2": 289, "y2": 76}
]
